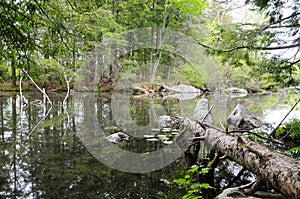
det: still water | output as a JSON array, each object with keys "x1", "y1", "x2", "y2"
[{"x1": 0, "y1": 90, "x2": 299, "y2": 198}]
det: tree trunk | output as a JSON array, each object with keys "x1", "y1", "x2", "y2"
[
  {"x1": 173, "y1": 115, "x2": 300, "y2": 198},
  {"x1": 11, "y1": 58, "x2": 16, "y2": 87}
]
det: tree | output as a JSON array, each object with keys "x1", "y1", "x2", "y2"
[
  {"x1": 172, "y1": 101, "x2": 300, "y2": 198},
  {"x1": 245, "y1": 0, "x2": 300, "y2": 86},
  {"x1": 0, "y1": 0, "x2": 38, "y2": 86},
  {"x1": 196, "y1": 0, "x2": 300, "y2": 87}
]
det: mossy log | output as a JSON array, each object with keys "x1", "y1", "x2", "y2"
[{"x1": 173, "y1": 116, "x2": 300, "y2": 199}]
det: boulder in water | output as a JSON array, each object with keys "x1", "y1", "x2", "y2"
[
  {"x1": 162, "y1": 84, "x2": 203, "y2": 100},
  {"x1": 107, "y1": 132, "x2": 129, "y2": 143},
  {"x1": 157, "y1": 115, "x2": 172, "y2": 127},
  {"x1": 226, "y1": 87, "x2": 248, "y2": 98},
  {"x1": 169, "y1": 84, "x2": 201, "y2": 93},
  {"x1": 191, "y1": 98, "x2": 213, "y2": 124},
  {"x1": 227, "y1": 104, "x2": 262, "y2": 130}
]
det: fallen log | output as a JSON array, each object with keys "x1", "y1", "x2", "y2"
[{"x1": 172, "y1": 108, "x2": 300, "y2": 199}]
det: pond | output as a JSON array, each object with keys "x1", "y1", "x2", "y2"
[{"x1": 0, "y1": 90, "x2": 299, "y2": 198}]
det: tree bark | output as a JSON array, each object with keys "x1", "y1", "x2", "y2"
[
  {"x1": 173, "y1": 116, "x2": 300, "y2": 199},
  {"x1": 11, "y1": 58, "x2": 16, "y2": 87}
]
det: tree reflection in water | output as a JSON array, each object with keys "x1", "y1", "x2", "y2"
[{"x1": 0, "y1": 91, "x2": 289, "y2": 198}]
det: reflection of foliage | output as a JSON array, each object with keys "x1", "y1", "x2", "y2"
[
  {"x1": 239, "y1": 93, "x2": 280, "y2": 115},
  {"x1": 0, "y1": 94, "x2": 186, "y2": 198},
  {"x1": 129, "y1": 97, "x2": 150, "y2": 126}
]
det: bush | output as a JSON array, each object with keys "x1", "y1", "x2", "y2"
[{"x1": 276, "y1": 119, "x2": 300, "y2": 159}]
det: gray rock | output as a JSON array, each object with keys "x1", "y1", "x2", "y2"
[
  {"x1": 165, "y1": 84, "x2": 202, "y2": 100},
  {"x1": 157, "y1": 115, "x2": 172, "y2": 127},
  {"x1": 227, "y1": 87, "x2": 248, "y2": 98},
  {"x1": 216, "y1": 187, "x2": 283, "y2": 199},
  {"x1": 107, "y1": 132, "x2": 129, "y2": 143},
  {"x1": 170, "y1": 84, "x2": 201, "y2": 93},
  {"x1": 227, "y1": 104, "x2": 262, "y2": 130},
  {"x1": 191, "y1": 98, "x2": 213, "y2": 124}
]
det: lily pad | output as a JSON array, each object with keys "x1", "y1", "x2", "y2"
[
  {"x1": 157, "y1": 134, "x2": 167, "y2": 138},
  {"x1": 161, "y1": 128, "x2": 172, "y2": 132},
  {"x1": 144, "y1": 135, "x2": 155, "y2": 138},
  {"x1": 151, "y1": 128, "x2": 161, "y2": 132},
  {"x1": 146, "y1": 138, "x2": 159, "y2": 142},
  {"x1": 163, "y1": 141, "x2": 173, "y2": 145}
]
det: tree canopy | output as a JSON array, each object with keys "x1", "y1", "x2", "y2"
[
  {"x1": 0, "y1": 0, "x2": 299, "y2": 89},
  {"x1": 201, "y1": 0, "x2": 300, "y2": 87}
]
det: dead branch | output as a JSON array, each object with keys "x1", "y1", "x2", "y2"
[
  {"x1": 22, "y1": 69, "x2": 52, "y2": 105},
  {"x1": 270, "y1": 97, "x2": 300, "y2": 137}
]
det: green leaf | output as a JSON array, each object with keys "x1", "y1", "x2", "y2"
[
  {"x1": 200, "y1": 183, "x2": 213, "y2": 189},
  {"x1": 185, "y1": 174, "x2": 191, "y2": 179},
  {"x1": 190, "y1": 183, "x2": 202, "y2": 189},
  {"x1": 200, "y1": 168, "x2": 210, "y2": 174}
]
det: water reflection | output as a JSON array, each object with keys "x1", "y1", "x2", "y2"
[
  {"x1": 0, "y1": 91, "x2": 299, "y2": 198},
  {"x1": 0, "y1": 93, "x2": 182, "y2": 198}
]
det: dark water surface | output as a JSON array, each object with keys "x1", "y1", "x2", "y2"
[{"x1": 0, "y1": 91, "x2": 298, "y2": 198}]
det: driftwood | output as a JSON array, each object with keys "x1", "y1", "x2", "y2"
[{"x1": 172, "y1": 104, "x2": 300, "y2": 199}]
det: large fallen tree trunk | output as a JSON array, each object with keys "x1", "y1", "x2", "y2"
[{"x1": 173, "y1": 109, "x2": 300, "y2": 199}]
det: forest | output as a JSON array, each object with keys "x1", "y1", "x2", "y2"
[
  {"x1": 0, "y1": 0, "x2": 299, "y2": 198},
  {"x1": 0, "y1": 0, "x2": 299, "y2": 90}
]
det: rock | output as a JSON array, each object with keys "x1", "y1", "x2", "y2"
[
  {"x1": 226, "y1": 87, "x2": 248, "y2": 98},
  {"x1": 227, "y1": 104, "x2": 262, "y2": 130},
  {"x1": 216, "y1": 187, "x2": 283, "y2": 199},
  {"x1": 191, "y1": 98, "x2": 213, "y2": 124},
  {"x1": 157, "y1": 115, "x2": 172, "y2": 127},
  {"x1": 163, "y1": 84, "x2": 202, "y2": 100},
  {"x1": 107, "y1": 132, "x2": 129, "y2": 143},
  {"x1": 169, "y1": 84, "x2": 202, "y2": 100},
  {"x1": 169, "y1": 84, "x2": 201, "y2": 93},
  {"x1": 216, "y1": 187, "x2": 257, "y2": 199}
]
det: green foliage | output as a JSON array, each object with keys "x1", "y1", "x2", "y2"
[
  {"x1": 175, "y1": 165, "x2": 213, "y2": 199},
  {"x1": 285, "y1": 146, "x2": 300, "y2": 159},
  {"x1": 276, "y1": 119, "x2": 300, "y2": 140},
  {"x1": 178, "y1": 64, "x2": 206, "y2": 88},
  {"x1": 201, "y1": 0, "x2": 300, "y2": 88},
  {"x1": 168, "y1": 0, "x2": 208, "y2": 17},
  {"x1": 276, "y1": 119, "x2": 300, "y2": 159},
  {"x1": 1, "y1": 0, "x2": 299, "y2": 90}
]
